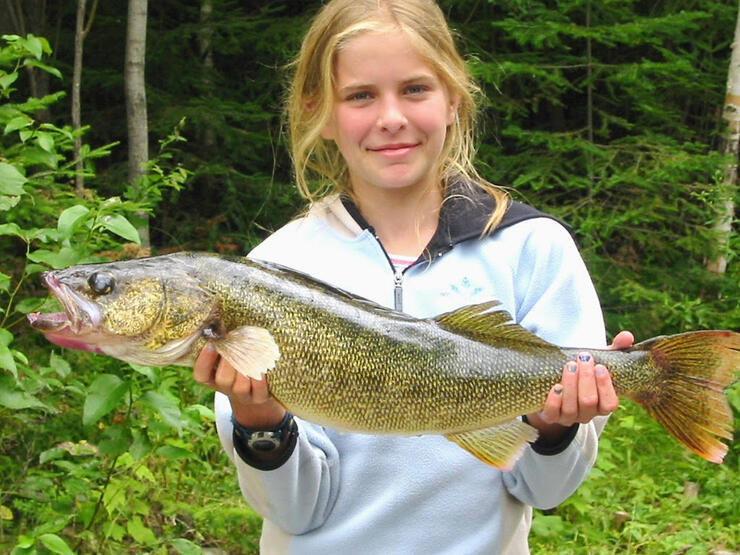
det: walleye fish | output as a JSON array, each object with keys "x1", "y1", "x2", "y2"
[{"x1": 28, "y1": 252, "x2": 738, "y2": 469}]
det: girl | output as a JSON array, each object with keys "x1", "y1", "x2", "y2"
[{"x1": 194, "y1": 1, "x2": 632, "y2": 552}]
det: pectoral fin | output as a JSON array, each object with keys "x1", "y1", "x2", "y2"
[
  {"x1": 445, "y1": 419, "x2": 538, "y2": 471},
  {"x1": 211, "y1": 325, "x2": 281, "y2": 381}
]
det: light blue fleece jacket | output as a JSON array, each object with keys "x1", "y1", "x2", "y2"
[{"x1": 213, "y1": 194, "x2": 607, "y2": 554}]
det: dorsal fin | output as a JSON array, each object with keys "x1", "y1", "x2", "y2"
[{"x1": 434, "y1": 301, "x2": 559, "y2": 353}]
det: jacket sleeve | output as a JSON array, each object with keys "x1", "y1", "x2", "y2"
[
  {"x1": 502, "y1": 218, "x2": 608, "y2": 510},
  {"x1": 214, "y1": 392, "x2": 341, "y2": 534}
]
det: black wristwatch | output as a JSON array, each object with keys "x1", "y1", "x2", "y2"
[{"x1": 231, "y1": 412, "x2": 299, "y2": 471}]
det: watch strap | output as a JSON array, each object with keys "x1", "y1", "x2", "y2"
[{"x1": 231, "y1": 412, "x2": 299, "y2": 471}]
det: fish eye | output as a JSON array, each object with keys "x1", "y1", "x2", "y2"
[{"x1": 88, "y1": 272, "x2": 115, "y2": 295}]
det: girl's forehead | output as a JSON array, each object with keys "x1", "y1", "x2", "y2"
[{"x1": 334, "y1": 28, "x2": 439, "y2": 78}]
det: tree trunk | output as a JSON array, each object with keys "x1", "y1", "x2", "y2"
[
  {"x1": 72, "y1": 0, "x2": 86, "y2": 196},
  {"x1": 125, "y1": 0, "x2": 150, "y2": 249},
  {"x1": 72, "y1": 0, "x2": 97, "y2": 196},
  {"x1": 707, "y1": 5, "x2": 740, "y2": 274},
  {"x1": 199, "y1": 0, "x2": 215, "y2": 153}
]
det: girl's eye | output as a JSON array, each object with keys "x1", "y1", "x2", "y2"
[
  {"x1": 347, "y1": 91, "x2": 371, "y2": 101},
  {"x1": 406, "y1": 84, "x2": 428, "y2": 95}
]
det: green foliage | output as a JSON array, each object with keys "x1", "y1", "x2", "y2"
[
  {"x1": 530, "y1": 386, "x2": 740, "y2": 553},
  {"x1": 0, "y1": 34, "x2": 258, "y2": 554},
  {"x1": 1, "y1": 1, "x2": 739, "y2": 553}
]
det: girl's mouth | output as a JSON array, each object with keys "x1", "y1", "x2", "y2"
[{"x1": 369, "y1": 143, "x2": 419, "y2": 158}]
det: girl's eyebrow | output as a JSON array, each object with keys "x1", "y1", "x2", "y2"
[{"x1": 337, "y1": 73, "x2": 436, "y2": 95}]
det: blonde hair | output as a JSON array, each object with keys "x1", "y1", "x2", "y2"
[{"x1": 285, "y1": 0, "x2": 509, "y2": 232}]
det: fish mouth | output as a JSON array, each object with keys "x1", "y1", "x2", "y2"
[{"x1": 27, "y1": 272, "x2": 105, "y2": 353}]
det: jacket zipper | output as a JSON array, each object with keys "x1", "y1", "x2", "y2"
[
  {"x1": 370, "y1": 230, "x2": 409, "y2": 312},
  {"x1": 393, "y1": 268, "x2": 404, "y2": 312}
]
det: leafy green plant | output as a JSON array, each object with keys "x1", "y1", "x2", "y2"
[{"x1": 0, "y1": 34, "x2": 258, "y2": 554}]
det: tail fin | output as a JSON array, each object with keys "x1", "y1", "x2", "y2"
[{"x1": 631, "y1": 331, "x2": 738, "y2": 463}]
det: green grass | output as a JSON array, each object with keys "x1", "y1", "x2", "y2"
[
  {"x1": 530, "y1": 389, "x2": 740, "y2": 554},
  {"x1": 1, "y1": 349, "x2": 737, "y2": 554}
]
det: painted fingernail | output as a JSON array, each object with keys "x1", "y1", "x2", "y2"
[
  {"x1": 579, "y1": 354, "x2": 591, "y2": 363},
  {"x1": 567, "y1": 362, "x2": 577, "y2": 373},
  {"x1": 553, "y1": 385, "x2": 564, "y2": 395},
  {"x1": 595, "y1": 366, "x2": 606, "y2": 377}
]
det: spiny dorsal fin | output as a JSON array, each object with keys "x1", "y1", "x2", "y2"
[{"x1": 434, "y1": 301, "x2": 559, "y2": 353}]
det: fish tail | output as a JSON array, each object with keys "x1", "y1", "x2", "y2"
[{"x1": 630, "y1": 331, "x2": 738, "y2": 463}]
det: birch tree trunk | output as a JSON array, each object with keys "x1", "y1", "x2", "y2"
[
  {"x1": 707, "y1": 5, "x2": 740, "y2": 274},
  {"x1": 72, "y1": 0, "x2": 90, "y2": 195},
  {"x1": 125, "y1": 0, "x2": 150, "y2": 249}
]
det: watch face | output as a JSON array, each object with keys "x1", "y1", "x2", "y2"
[{"x1": 247, "y1": 431, "x2": 282, "y2": 452}]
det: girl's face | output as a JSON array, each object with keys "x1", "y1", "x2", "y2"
[{"x1": 322, "y1": 29, "x2": 459, "y2": 200}]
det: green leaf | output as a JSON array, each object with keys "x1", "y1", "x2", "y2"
[
  {"x1": 0, "y1": 71, "x2": 18, "y2": 90},
  {"x1": 83, "y1": 374, "x2": 128, "y2": 426},
  {"x1": 4, "y1": 115, "x2": 32, "y2": 135},
  {"x1": 36, "y1": 132, "x2": 55, "y2": 153},
  {"x1": 0, "y1": 223, "x2": 23, "y2": 237},
  {"x1": 20, "y1": 145, "x2": 58, "y2": 169},
  {"x1": 99, "y1": 214, "x2": 141, "y2": 244},
  {"x1": 0, "y1": 163, "x2": 27, "y2": 195},
  {"x1": 23, "y1": 59, "x2": 62, "y2": 79},
  {"x1": 0, "y1": 272, "x2": 10, "y2": 293},
  {"x1": 15, "y1": 534, "x2": 34, "y2": 548},
  {"x1": 0, "y1": 344, "x2": 17, "y2": 376},
  {"x1": 0, "y1": 504, "x2": 12, "y2": 521},
  {"x1": 127, "y1": 515, "x2": 157, "y2": 545},
  {"x1": 49, "y1": 352, "x2": 71, "y2": 378},
  {"x1": 22, "y1": 35, "x2": 43, "y2": 59},
  {"x1": 37, "y1": 533, "x2": 75, "y2": 555},
  {"x1": 12, "y1": 297, "x2": 45, "y2": 314},
  {"x1": 141, "y1": 391, "x2": 183, "y2": 429},
  {"x1": 27, "y1": 247, "x2": 82, "y2": 269},
  {"x1": 57, "y1": 205, "x2": 90, "y2": 239},
  {"x1": 156, "y1": 445, "x2": 192, "y2": 460},
  {"x1": 129, "y1": 363, "x2": 158, "y2": 384},
  {"x1": 0, "y1": 195, "x2": 21, "y2": 211},
  {"x1": 171, "y1": 538, "x2": 203, "y2": 555},
  {"x1": 0, "y1": 386, "x2": 48, "y2": 410},
  {"x1": 130, "y1": 429, "x2": 152, "y2": 460}
]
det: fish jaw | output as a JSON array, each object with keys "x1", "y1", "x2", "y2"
[{"x1": 28, "y1": 270, "x2": 107, "y2": 354}]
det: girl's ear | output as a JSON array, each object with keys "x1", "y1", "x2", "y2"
[
  {"x1": 447, "y1": 93, "x2": 461, "y2": 127},
  {"x1": 306, "y1": 99, "x2": 335, "y2": 140}
]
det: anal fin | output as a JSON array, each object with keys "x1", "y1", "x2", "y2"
[
  {"x1": 445, "y1": 419, "x2": 539, "y2": 471},
  {"x1": 211, "y1": 325, "x2": 281, "y2": 381}
]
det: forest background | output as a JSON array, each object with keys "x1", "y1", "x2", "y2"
[{"x1": 1, "y1": 1, "x2": 739, "y2": 554}]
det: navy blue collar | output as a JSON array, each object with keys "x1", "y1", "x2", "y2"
[{"x1": 340, "y1": 180, "x2": 564, "y2": 261}]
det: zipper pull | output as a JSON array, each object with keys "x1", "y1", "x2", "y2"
[{"x1": 394, "y1": 269, "x2": 403, "y2": 311}]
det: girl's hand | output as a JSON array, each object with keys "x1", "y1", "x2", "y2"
[
  {"x1": 526, "y1": 331, "x2": 634, "y2": 442},
  {"x1": 193, "y1": 344, "x2": 286, "y2": 428}
]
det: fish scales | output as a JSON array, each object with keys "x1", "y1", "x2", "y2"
[
  {"x1": 193, "y1": 255, "x2": 560, "y2": 433},
  {"x1": 27, "y1": 252, "x2": 738, "y2": 468}
]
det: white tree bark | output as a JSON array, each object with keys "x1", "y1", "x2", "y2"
[
  {"x1": 125, "y1": 0, "x2": 150, "y2": 248},
  {"x1": 72, "y1": 0, "x2": 87, "y2": 195},
  {"x1": 707, "y1": 4, "x2": 740, "y2": 274}
]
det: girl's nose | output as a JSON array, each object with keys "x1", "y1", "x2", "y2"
[{"x1": 376, "y1": 97, "x2": 407, "y2": 132}]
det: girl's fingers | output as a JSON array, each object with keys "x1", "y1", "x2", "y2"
[
  {"x1": 193, "y1": 344, "x2": 220, "y2": 385},
  {"x1": 595, "y1": 364, "x2": 619, "y2": 414},
  {"x1": 576, "y1": 353, "x2": 599, "y2": 423},
  {"x1": 249, "y1": 374, "x2": 272, "y2": 403},
  {"x1": 608, "y1": 330, "x2": 634, "y2": 350},
  {"x1": 539, "y1": 383, "x2": 564, "y2": 424},
  {"x1": 213, "y1": 357, "x2": 237, "y2": 391},
  {"x1": 559, "y1": 360, "x2": 580, "y2": 425}
]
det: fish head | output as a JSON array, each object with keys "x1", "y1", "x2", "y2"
[{"x1": 28, "y1": 255, "x2": 219, "y2": 367}]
